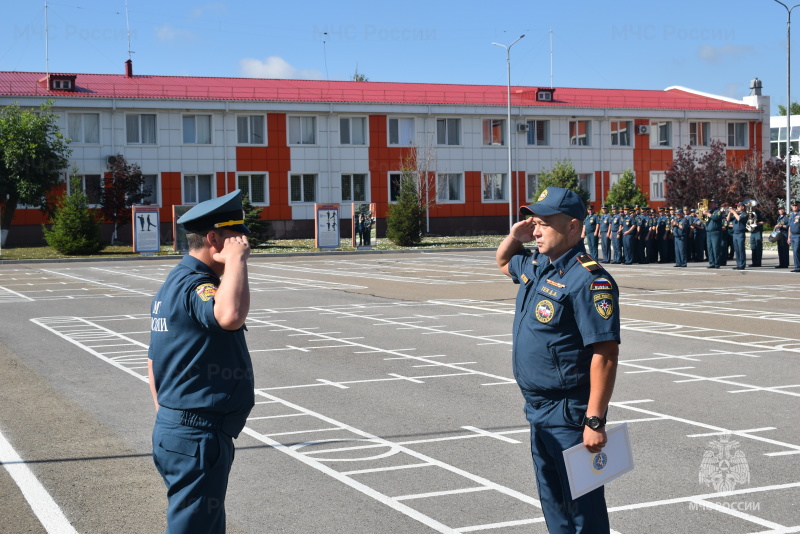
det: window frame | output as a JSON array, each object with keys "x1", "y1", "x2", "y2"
[
  {"x1": 339, "y1": 117, "x2": 367, "y2": 146},
  {"x1": 525, "y1": 173, "x2": 539, "y2": 203},
  {"x1": 236, "y1": 115, "x2": 266, "y2": 145},
  {"x1": 568, "y1": 119, "x2": 592, "y2": 146},
  {"x1": 650, "y1": 120, "x2": 672, "y2": 147},
  {"x1": 482, "y1": 118, "x2": 506, "y2": 146},
  {"x1": 340, "y1": 173, "x2": 369, "y2": 203},
  {"x1": 388, "y1": 117, "x2": 415, "y2": 146},
  {"x1": 182, "y1": 114, "x2": 213, "y2": 145},
  {"x1": 288, "y1": 116, "x2": 317, "y2": 145},
  {"x1": 388, "y1": 172, "x2": 403, "y2": 203},
  {"x1": 650, "y1": 171, "x2": 666, "y2": 201},
  {"x1": 67, "y1": 174, "x2": 103, "y2": 206},
  {"x1": 67, "y1": 112, "x2": 100, "y2": 144},
  {"x1": 481, "y1": 172, "x2": 508, "y2": 202},
  {"x1": 289, "y1": 173, "x2": 317, "y2": 204},
  {"x1": 436, "y1": 172, "x2": 464, "y2": 203},
  {"x1": 436, "y1": 118, "x2": 461, "y2": 146},
  {"x1": 237, "y1": 173, "x2": 269, "y2": 205},
  {"x1": 727, "y1": 122, "x2": 748, "y2": 148},
  {"x1": 137, "y1": 174, "x2": 160, "y2": 206},
  {"x1": 182, "y1": 174, "x2": 214, "y2": 204},
  {"x1": 610, "y1": 120, "x2": 632, "y2": 147},
  {"x1": 126, "y1": 113, "x2": 157, "y2": 145},
  {"x1": 578, "y1": 173, "x2": 595, "y2": 202},
  {"x1": 689, "y1": 121, "x2": 710, "y2": 147},
  {"x1": 526, "y1": 120, "x2": 550, "y2": 146}
]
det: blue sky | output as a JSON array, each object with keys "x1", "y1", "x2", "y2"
[{"x1": 0, "y1": 1, "x2": 794, "y2": 114}]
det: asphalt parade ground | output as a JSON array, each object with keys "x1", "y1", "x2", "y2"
[{"x1": 1, "y1": 249, "x2": 799, "y2": 533}]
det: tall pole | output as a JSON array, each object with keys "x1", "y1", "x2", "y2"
[
  {"x1": 775, "y1": 1, "x2": 800, "y2": 210},
  {"x1": 493, "y1": 34, "x2": 524, "y2": 232}
]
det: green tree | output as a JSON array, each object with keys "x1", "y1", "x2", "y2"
[
  {"x1": 241, "y1": 193, "x2": 271, "y2": 248},
  {"x1": 102, "y1": 154, "x2": 150, "y2": 244},
  {"x1": 533, "y1": 160, "x2": 590, "y2": 205},
  {"x1": 0, "y1": 101, "x2": 71, "y2": 240},
  {"x1": 386, "y1": 168, "x2": 424, "y2": 246},
  {"x1": 352, "y1": 67, "x2": 369, "y2": 82},
  {"x1": 42, "y1": 171, "x2": 105, "y2": 255},
  {"x1": 778, "y1": 102, "x2": 800, "y2": 116},
  {"x1": 605, "y1": 169, "x2": 648, "y2": 207}
]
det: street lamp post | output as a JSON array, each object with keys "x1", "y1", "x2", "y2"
[
  {"x1": 774, "y1": 0, "x2": 800, "y2": 209},
  {"x1": 493, "y1": 34, "x2": 525, "y2": 232}
]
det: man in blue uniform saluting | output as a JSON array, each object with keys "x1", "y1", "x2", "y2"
[
  {"x1": 148, "y1": 189, "x2": 254, "y2": 533},
  {"x1": 496, "y1": 187, "x2": 620, "y2": 533}
]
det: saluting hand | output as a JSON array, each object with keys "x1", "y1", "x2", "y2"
[
  {"x1": 213, "y1": 234, "x2": 251, "y2": 264},
  {"x1": 510, "y1": 218, "x2": 536, "y2": 244}
]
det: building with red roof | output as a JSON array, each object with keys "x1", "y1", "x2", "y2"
[{"x1": 0, "y1": 66, "x2": 769, "y2": 246}]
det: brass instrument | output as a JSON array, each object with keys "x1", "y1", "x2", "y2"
[
  {"x1": 698, "y1": 199, "x2": 709, "y2": 222},
  {"x1": 743, "y1": 199, "x2": 759, "y2": 232}
]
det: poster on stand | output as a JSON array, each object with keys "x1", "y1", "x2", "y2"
[
  {"x1": 132, "y1": 206, "x2": 160, "y2": 254},
  {"x1": 351, "y1": 203, "x2": 377, "y2": 249},
  {"x1": 172, "y1": 205, "x2": 192, "y2": 253},
  {"x1": 315, "y1": 204, "x2": 340, "y2": 249}
]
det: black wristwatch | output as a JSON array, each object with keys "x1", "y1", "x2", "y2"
[{"x1": 584, "y1": 416, "x2": 606, "y2": 430}]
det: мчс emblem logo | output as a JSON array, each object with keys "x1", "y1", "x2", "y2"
[
  {"x1": 535, "y1": 300, "x2": 555, "y2": 323},
  {"x1": 538, "y1": 189, "x2": 549, "y2": 201},
  {"x1": 699, "y1": 434, "x2": 750, "y2": 492},
  {"x1": 593, "y1": 293, "x2": 613, "y2": 320},
  {"x1": 591, "y1": 452, "x2": 608, "y2": 474},
  {"x1": 195, "y1": 283, "x2": 218, "y2": 302}
]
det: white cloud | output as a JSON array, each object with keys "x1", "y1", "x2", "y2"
[
  {"x1": 191, "y1": 3, "x2": 227, "y2": 19},
  {"x1": 697, "y1": 44, "x2": 753, "y2": 64},
  {"x1": 239, "y1": 56, "x2": 324, "y2": 80},
  {"x1": 154, "y1": 24, "x2": 197, "y2": 42}
]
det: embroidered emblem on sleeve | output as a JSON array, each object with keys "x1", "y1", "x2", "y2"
[
  {"x1": 590, "y1": 277, "x2": 613, "y2": 291},
  {"x1": 593, "y1": 292, "x2": 614, "y2": 320},
  {"x1": 535, "y1": 300, "x2": 555, "y2": 323},
  {"x1": 195, "y1": 283, "x2": 218, "y2": 302},
  {"x1": 576, "y1": 254, "x2": 601, "y2": 272}
]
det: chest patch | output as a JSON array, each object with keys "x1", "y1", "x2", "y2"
[
  {"x1": 593, "y1": 292, "x2": 614, "y2": 320},
  {"x1": 535, "y1": 300, "x2": 555, "y2": 323},
  {"x1": 546, "y1": 278, "x2": 565, "y2": 288},
  {"x1": 195, "y1": 283, "x2": 218, "y2": 302}
]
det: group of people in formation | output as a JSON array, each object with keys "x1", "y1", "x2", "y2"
[{"x1": 580, "y1": 199, "x2": 800, "y2": 271}]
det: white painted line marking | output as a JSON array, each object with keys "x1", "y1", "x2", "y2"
[
  {"x1": 462, "y1": 426, "x2": 521, "y2": 444},
  {"x1": 341, "y1": 462, "x2": 432, "y2": 476},
  {"x1": 690, "y1": 498, "x2": 786, "y2": 529},
  {"x1": 687, "y1": 428, "x2": 776, "y2": 438},
  {"x1": 317, "y1": 379, "x2": 349, "y2": 389},
  {"x1": 394, "y1": 486, "x2": 491, "y2": 501},
  {"x1": 0, "y1": 428, "x2": 78, "y2": 533}
]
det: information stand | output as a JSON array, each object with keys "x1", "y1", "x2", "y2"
[
  {"x1": 315, "y1": 204, "x2": 340, "y2": 249},
  {"x1": 132, "y1": 206, "x2": 160, "y2": 255}
]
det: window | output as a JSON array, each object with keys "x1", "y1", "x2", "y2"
[
  {"x1": 482, "y1": 173, "x2": 507, "y2": 201},
  {"x1": 53, "y1": 79, "x2": 72, "y2": 90},
  {"x1": 238, "y1": 174, "x2": 268, "y2": 204},
  {"x1": 651, "y1": 121, "x2": 672, "y2": 147},
  {"x1": 436, "y1": 118, "x2": 460, "y2": 145},
  {"x1": 237, "y1": 115, "x2": 265, "y2": 145},
  {"x1": 569, "y1": 120, "x2": 591, "y2": 146},
  {"x1": 138, "y1": 174, "x2": 159, "y2": 205},
  {"x1": 126, "y1": 114, "x2": 157, "y2": 144},
  {"x1": 578, "y1": 173, "x2": 595, "y2": 201},
  {"x1": 388, "y1": 118, "x2": 414, "y2": 145},
  {"x1": 67, "y1": 113, "x2": 100, "y2": 144},
  {"x1": 526, "y1": 120, "x2": 550, "y2": 146},
  {"x1": 610, "y1": 121, "x2": 632, "y2": 147},
  {"x1": 650, "y1": 172, "x2": 666, "y2": 201},
  {"x1": 341, "y1": 173, "x2": 368, "y2": 202},
  {"x1": 389, "y1": 172, "x2": 402, "y2": 202},
  {"x1": 340, "y1": 117, "x2": 366, "y2": 145},
  {"x1": 526, "y1": 173, "x2": 539, "y2": 203},
  {"x1": 609, "y1": 172, "x2": 625, "y2": 189},
  {"x1": 183, "y1": 115, "x2": 212, "y2": 144},
  {"x1": 728, "y1": 122, "x2": 747, "y2": 147},
  {"x1": 288, "y1": 116, "x2": 316, "y2": 145},
  {"x1": 68, "y1": 174, "x2": 103, "y2": 205},
  {"x1": 183, "y1": 174, "x2": 213, "y2": 204},
  {"x1": 436, "y1": 173, "x2": 463, "y2": 202},
  {"x1": 482, "y1": 119, "x2": 505, "y2": 146},
  {"x1": 290, "y1": 174, "x2": 316, "y2": 203},
  {"x1": 689, "y1": 121, "x2": 710, "y2": 147}
]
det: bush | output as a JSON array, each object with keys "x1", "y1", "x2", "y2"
[
  {"x1": 242, "y1": 193, "x2": 271, "y2": 248},
  {"x1": 386, "y1": 172, "x2": 424, "y2": 246},
  {"x1": 42, "y1": 175, "x2": 105, "y2": 255}
]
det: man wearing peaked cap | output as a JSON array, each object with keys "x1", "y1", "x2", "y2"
[
  {"x1": 149, "y1": 189, "x2": 254, "y2": 533},
  {"x1": 499, "y1": 187, "x2": 620, "y2": 532}
]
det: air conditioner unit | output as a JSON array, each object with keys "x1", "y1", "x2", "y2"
[
  {"x1": 637, "y1": 125, "x2": 650, "y2": 135},
  {"x1": 106, "y1": 155, "x2": 118, "y2": 166},
  {"x1": 517, "y1": 123, "x2": 529, "y2": 132}
]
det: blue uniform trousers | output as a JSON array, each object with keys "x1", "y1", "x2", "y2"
[
  {"x1": 694, "y1": 231, "x2": 706, "y2": 262},
  {"x1": 706, "y1": 231, "x2": 720, "y2": 267},
  {"x1": 674, "y1": 237, "x2": 686, "y2": 266},
  {"x1": 153, "y1": 408, "x2": 236, "y2": 534},
  {"x1": 600, "y1": 234, "x2": 611, "y2": 262},
  {"x1": 524, "y1": 400, "x2": 609, "y2": 534},
  {"x1": 733, "y1": 232, "x2": 746, "y2": 269},
  {"x1": 612, "y1": 236, "x2": 622, "y2": 263},
  {"x1": 792, "y1": 237, "x2": 800, "y2": 271},
  {"x1": 749, "y1": 233, "x2": 763, "y2": 266},
  {"x1": 586, "y1": 235, "x2": 599, "y2": 258},
  {"x1": 777, "y1": 233, "x2": 790, "y2": 267},
  {"x1": 622, "y1": 235, "x2": 635, "y2": 264}
]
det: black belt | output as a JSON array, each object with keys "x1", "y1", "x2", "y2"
[{"x1": 158, "y1": 406, "x2": 248, "y2": 438}]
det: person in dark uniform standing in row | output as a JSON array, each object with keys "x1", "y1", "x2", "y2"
[
  {"x1": 148, "y1": 189, "x2": 254, "y2": 534},
  {"x1": 703, "y1": 199, "x2": 723, "y2": 269},
  {"x1": 775, "y1": 204, "x2": 791, "y2": 268},
  {"x1": 621, "y1": 205, "x2": 636, "y2": 265},
  {"x1": 728, "y1": 202, "x2": 748, "y2": 270},
  {"x1": 789, "y1": 200, "x2": 800, "y2": 272},
  {"x1": 723, "y1": 202, "x2": 735, "y2": 264},
  {"x1": 582, "y1": 205, "x2": 600, "y2": 258},
  {"x1": 672, "y1": 208, "x2": 688, "y2": 267},
  {"x1": 610, "y1": 205, "x2": 623, "y2": 264},
  {"x1": 691, "y1": 209, "x2": 707, "y2": 263},
  {"x1": 599, "y1": 205, "x2": 611, "y2": 262},
  {"x1": 655, "y1": 208, "x2": 669, "y2": 263},
  {"x1": 497, "y1": 187, "x2": 620, "y2": 534},
  {"x1": 748, "y1": 207, "x2": 765, "y2": 267},
  {"x1": 636, "y1": 206, "x2": 650, "y2": 264}
]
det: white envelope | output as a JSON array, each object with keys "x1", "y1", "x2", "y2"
[{"x1": 562, "y1": 423, "x2": 634, "y2": 500}]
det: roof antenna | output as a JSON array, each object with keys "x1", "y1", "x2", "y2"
[
  {"x1": 45, "y1": 1, "x2": 49, "y2": 76},
  {"x1": 125, "y1": 0, "x2": 132, "y2": 60},
  {"x1": 323, "y1": 32, "x2": 329, "y2": 81},
  {"x1": 549, "y1": 27, "x2": 553, "y2": 88}
]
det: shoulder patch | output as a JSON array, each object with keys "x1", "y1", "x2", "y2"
[
  {"x1": 590, "y1": 277, "x2": 613, "y2": 291},
  {"x1": 576, "y1": 254, "x2": 601, "y2": 272},
  {"x1": 593, "y1": 293, "x2": 614, "y2": 320},
  {"x1": 195, "y1": 283, "x2": 217, "y2": 302}
]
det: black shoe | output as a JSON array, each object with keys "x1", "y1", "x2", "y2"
[
  {"x1": 775, "y1": 266, "x2": 787, "y2": 269},
  {"x1": 706, "y1": 266, "x2": 715, "y2": 269},
  {"x1": 794, "y1": 270, "x2": 800, "y2": 272},
  {"x1": 732, "y1": 267, "x2": 745, "y2": 270}
]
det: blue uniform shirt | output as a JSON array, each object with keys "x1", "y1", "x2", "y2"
[
  {"x1": 149, "y1": 255, "x2": 254, "y2": 433},
  {"x1": 610, "y1": 214, "x2": 621, "y2": 233},
  {"x1": 790, "y1": 212, "x2": 800, "y2": 235},
  {"x1": 732, "y1": 211, "x2": 748, "y2": 234},
  {"x1": 584, "y1": 214, "x2": 599, "y2": 234},
  {"x1": 706, "y1": 210, "x2": 722, "y2": 232},
  {"x1": 507, "y1": 244, "x2": 620, "y2": 402},
  {"x1": 599, "y1": 213, "x2": 610, "y2": 233},
  {"x1": 673, "y1": 217, "x2": 688, "y2": 238}
]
